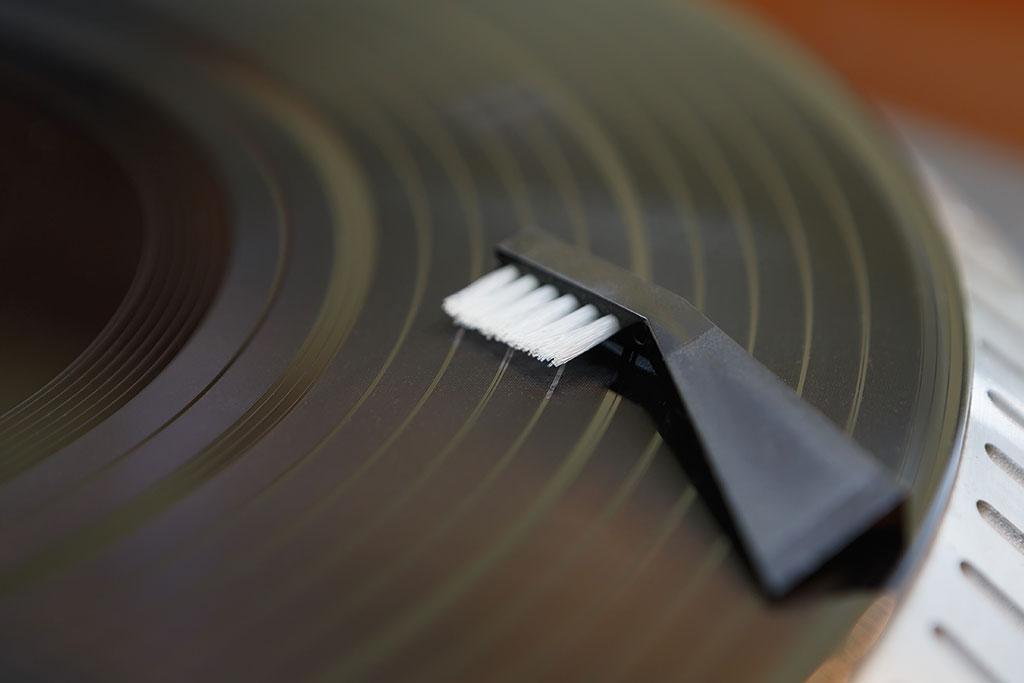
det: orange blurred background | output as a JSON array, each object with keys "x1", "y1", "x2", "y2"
[{"x1": 722, "y1": 0, "x2": 1024, "y2": 151}]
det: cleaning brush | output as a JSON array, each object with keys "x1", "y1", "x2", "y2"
[
  {"x1": 442, "y1": 264, "x2": 622, "y2": 366},
  {"x1": 443, "y1": 230, "x2": 905, "y2": 597}
]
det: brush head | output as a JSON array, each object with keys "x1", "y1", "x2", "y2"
[{"x1": 442, "y1": 264, "x2": 622, "y2": 366}]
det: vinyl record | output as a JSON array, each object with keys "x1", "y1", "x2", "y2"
[{"x1": 0, "y1": 1, "x2": 967, "y2": 681}]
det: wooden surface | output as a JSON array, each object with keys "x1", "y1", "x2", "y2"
[{"x1": 722, "y1": 0, "x2": 1024, "y2": 150}]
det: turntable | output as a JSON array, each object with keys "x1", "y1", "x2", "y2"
[{"x1": 0, "y1": 1, "x2": 1019, "y2": 680}]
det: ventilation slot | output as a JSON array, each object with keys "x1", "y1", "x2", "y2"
[
  {"x1": 985, "y1": 443, "x2": 1024, "y2": 489},
  {"x1": 933, "y1": 625, "x2": 1003, "y2": 683},
  {"x1": 960, "y1": 560, "x2": 1024, "y2": 629},
  {"x1": 977, "y1": 500, "x2": 1024, "y2": 555},
  {"x1": 988, "y1": 390, "x2": 1024, "y2": 431}
]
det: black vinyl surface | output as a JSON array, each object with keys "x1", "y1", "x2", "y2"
[{"x1": 0, "y1": 1, "x2": 967, "y2": 681}]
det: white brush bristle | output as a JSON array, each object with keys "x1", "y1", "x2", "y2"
[{"x1": 442, "y1": 265, "x2": 622, "y2": 366}]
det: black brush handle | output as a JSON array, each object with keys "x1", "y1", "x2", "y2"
[{"x1": 497, "y1": 231, "x2": 905, "y2": 596}]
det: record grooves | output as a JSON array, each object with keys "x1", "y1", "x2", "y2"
[
  {"x1": 0, "y1": 51, "x2": 230, "y2": 471},
  {"x1": 0, "y1": 1, "x2": 967, "y2": 681}
]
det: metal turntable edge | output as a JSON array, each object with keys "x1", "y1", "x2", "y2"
[{"x1": 852, "y1": 116, "x2": 1024, "y2": 683}]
